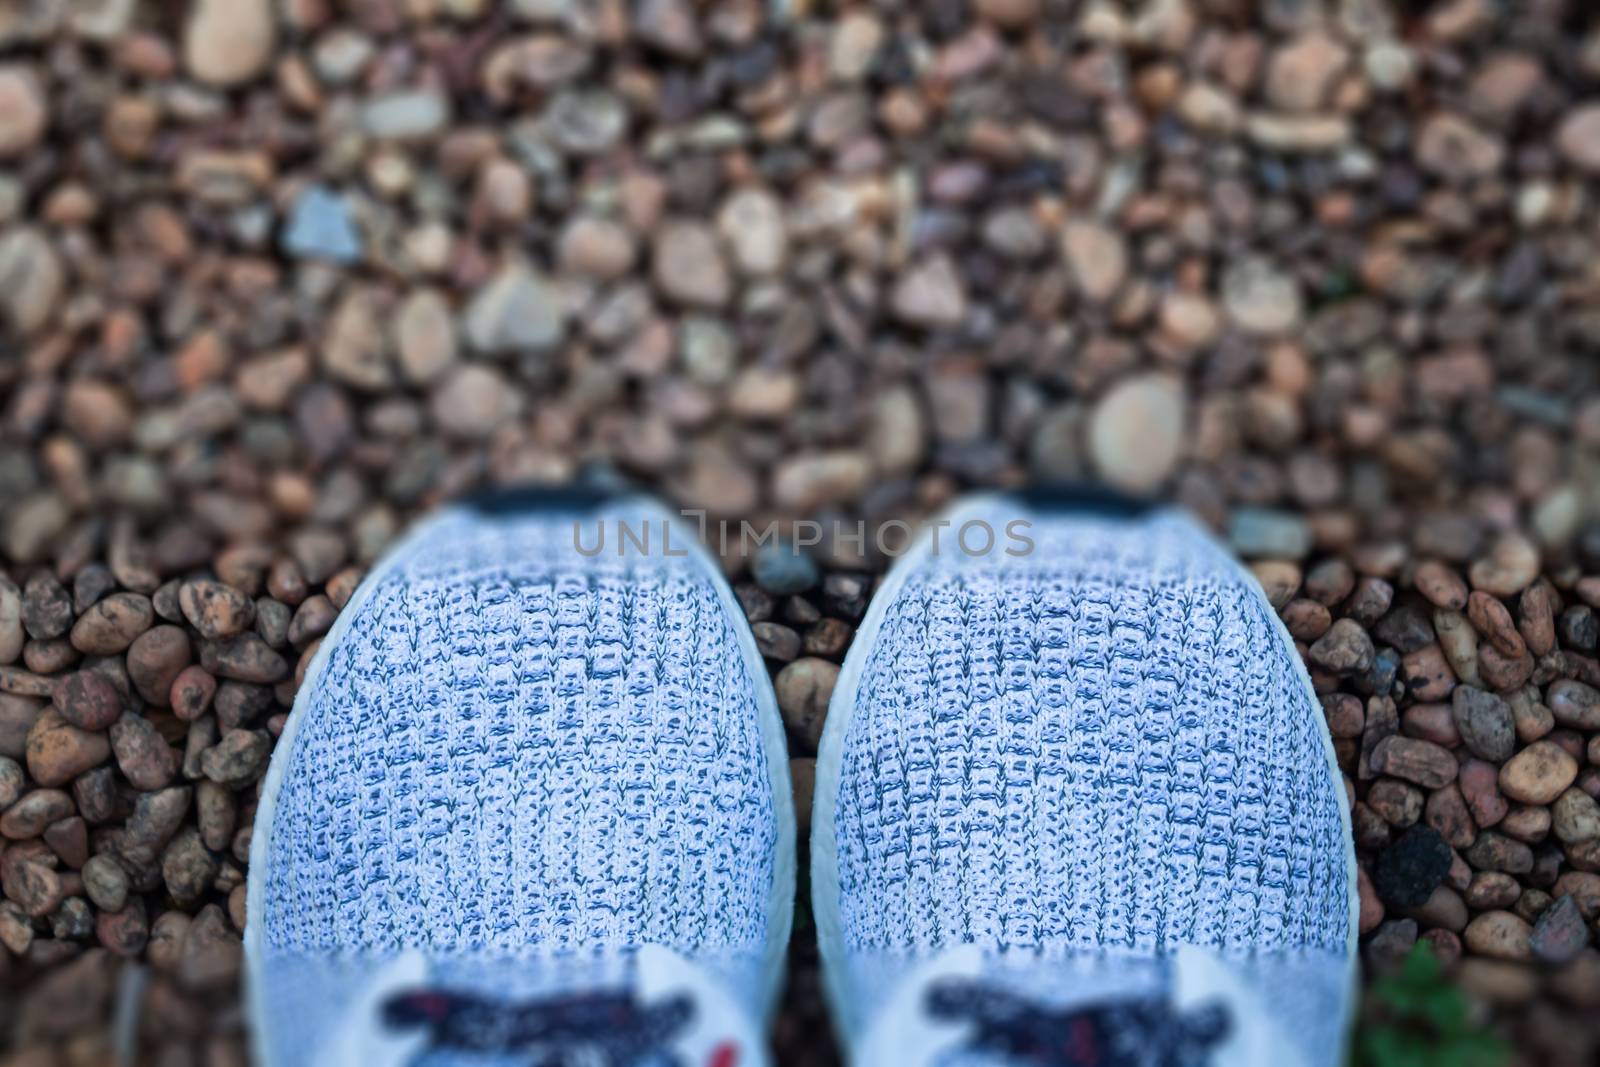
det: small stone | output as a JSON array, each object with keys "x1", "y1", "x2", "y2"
[
  {"x1": 52, "y1": 671, "x2": 123, "y2": 732},
  {"x1": 775, "y1": 657, "x2": 838, "y2": 751},
  {"x1": 544, "y1": 89, "x2": 627, "y2": 154},
  {"x1": 179, "y1": 580, "x2": 256, "y2": 641},
  {"x1": 394, "y1": 288, "x2": 457, "y2": 386},
  {"x1": 751, "y1": 542, "x2": 821, "y2": 596},
  {"x1": 1371, "y1": 736, "x2": 1457, "y2": 790},
  {"x1": 82, "y1": 854, "x2": 128, "y2": 913},
  {"x1": 0, "y1": 755, "x2": 20, "y2": 808},
  {"x1": 1548, "y1": 790, "x2": 1600, "y2": 844},
  {"x1": 0, "y1": 576, "x2": 18, "y2": 665},
  {"x1": 281, "y1": 186, "x2": 361, "y2": 264},
  {"x1": 890, "y1": 253, "x2": 967, "y2": 328},
  {"x1": 0, "y1": 787, "x2": 73, "y2": 838},
  {"x1": 1549, "y1": 679, "x2": 1600, "y2": 730},
  {"x1": 179, "y1": 902, "x2": 242, "y2": 991},
  {"x1": 1309, "y1": 618, "x2": 1376, "y2": 675},
  {"x1": 1266, "y1": 34, "x2": 1348, "y2": 112},
  {"x1": 1373, "y1": 824, "x2": 1452, "y2": 908},
  {"x1": 716, "y1": 188, "x2": 786, "y2": 277},
  {"x1": 1468, "y1": 533, "x2": 1539, "y2": 596},
  {"x1": 1229, "y1": 508, "x2": 1313, "y2": 559},
  {"x1": 184, "y1": 0, "x2": 275, "y2": 87},
  {"x1": 829, "y1": 11, "x2": 883, "y2": 81},
  {"x1": 1451, "y1": 686, "x2": 1516, "y2": 762},
  {"x1": 1222, "y1": 257, "x2": 1303, "y2": 335},
  {"x1": 0, "y1": 65, "x2": 46, "y2": 157},
  {"x1": 1500, "y1": 740, "x2": 1578, "y2": 805},
  {"x1": 653, "y1": 221, "x2": 731, "y2": 308},
  {"x1": 111, "y1": 713, "x2": 178, "y2": 791},
  {"x1": 1087, "y1": 374, "x2": 1186, "y2": 494},
  {"x1": 1530, "y1": 894, "x2": 1588, "y2": 964},
  {"x1": 26, "y1": 710, "x2": 110, "y2": 787},
  {"x1": 170, "y1": 665, "x2": 218, "y2": 722},
  {"x1": 557, "y1": 217, "x2": 637, "y2": 281},
  {"x1": 1416, "y1": 113, "x2": 1504, "y2": 180},
  {"x1": 322, "y1": 286, "x2": 391, "y2": 391},
  {"x1": 0, "y1": 227, "x2": 64, "y2": 336},
  {"x1": 1414, "y1": 562, "x2": 1468, "y2": 610},
  {"x1": 362, "y1": 89, "x2": 451, "y2": 140},
  {"x1": 1467, "y1": 591, "x2": 1525, "y2": 658},
  {"x1": 200, "y1": 635, "x2": 289, "y2": 685},
  {"x1": 772, "y1": 451, "x2": 872, "y2": 512},
  {"x1": 1463, "y1": 910, "x2": 1532, "y2": 962},
  {"x1": 1060, "y1": 220, "x2": 1127, "y2": 303},
  {"x1": 431, "y1": 365, "x2": 523, "y2": 439},
  {"x1": 161, "y1": 828, "x2": 219, "y2": 907},
  {"x1": 753, "y1": 622, "x2": 801, "y2": 663},
  {"x1": 1556, "y1": 104, "x2": 1600, "y2": 174},
  {"x1": 465, "y1": 263, "x2": 565, "y2": 354},
  {"x1": 199, "y1": 729, "x2": 271, "y2": 788}
]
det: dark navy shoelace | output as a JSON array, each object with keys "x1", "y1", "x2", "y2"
[
  {"x1": 925, "y1": 978, "x2": 1231, "y2": 1067},
  {"x1": 382, "y1": 986, "x2": 695, "y2": 1067}
]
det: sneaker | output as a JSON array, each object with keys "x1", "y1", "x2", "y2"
[
  {"x1": 246, "y1": 490, "x2": 794, "y2": 1066},
  {"x1": 812, "y1": 491, "x2": 1357, "y2": 1067}
]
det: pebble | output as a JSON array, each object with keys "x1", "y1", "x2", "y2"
[
  {"x1": 362, "y1": 89, "x2": 451, "y2": 140},
  {"x1": 464, "y1": 263, "x2": 566, "y2": 354},
  {"x1": 111, "y1": 713, "x2": 178, "y2": 791},
  {"x1": 1310, "y1": 618, "x2": 1376, "y2": 675},
  {"x1": 431, "y1": 365, "x2": 523, "y2": 439},
  {"x1": 1229, "y1": 508, "x2": 1313, "y2": 559},
  {"x1": 183, "y1": 0, "x2": 274, "y2": 86},
  {"x1": 1416, "y1": 113, "x2": 1505, "y2": 180},
  {"x1": 1372, "y1": 736, "x2": 1457, "y2": 789},
  {"x1": 1222, "y1": 257, "x2": 1303, "y2": 335},
  {"x1": 1530, "y1": 894, "x2": 1588, "y2": 964},
  {"x1": 52, "y1": 670, "x2": 123, "y2": 732},
  {"x1": 0, "y1": 576, "x2": 18, "y2": 664},
  {"x1": 774, "y1": 657, "x2": 837, "y2": 751},
  {"x1": 717, "y1": 188, "x2": 786, "y2": 276},
  {"x1": 1549, "y1": 679, "x2": 1600, "y2": 730},
  {"x1": 81, "y1": 854, "x2": 129, "y2": 914},
  {"x1": 1266, "y1": 34, "x2": 1349, "y2": 112},
  {"x1": 0, "y1": 65, "x2": 46, "y2": 157},
  {"x1": 1452, "y1": 686, "x2": 1516, "y2": 763},
  {"x1": 1556, "y1": 104, "x2": 1600, "y2": 174},
  {"x1": 1087, "y1": 374, "x2": 1186, "y2": 493},
  {"x1": 558, "y1": 217, "x2": 637, "y2": 281},
  {"x1": 178, "y1": 581, "x2": 256, "y2": 641},
  {"x1": 1469, "y1": 533, "x2": 1540, "y2": 597},
  {"x1": 653, "y1": 221, "x2": 731, "y2": 307},
  {"x1": 282, "y1": 186, "x2": 362, "y2": 264},
  {"x1": 1500, "y1": 740, "x2": 1579, "y2": 805},
  {"x1": 199, "y1": 729, "x2": 270, "y2": 788},
  {"x1": 890, "y1": 253, "x2": 967, "y2": 328},
  {"x1": 751, "y1": 543, "x2": 820, "y2": 596},
  {"x1": 1060, "y1": 221, "x2": 1127, "y2": 303},
  {"x1": 395, "y1": 288, "x2": 457, "y2": 386},
  {"x1": 1464, "y1": 910, "x2": 1532, "y2": 961},
  {"x1": 25, "y1": 711, "x2": 109, "y2": 787},
  {"x1": 0, "y1": 226, "x2": 63, "y2": 336}
]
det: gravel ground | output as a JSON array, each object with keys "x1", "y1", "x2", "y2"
[{"x1": 4, "y1": 0, "x2": 1600, "y2": 1064}]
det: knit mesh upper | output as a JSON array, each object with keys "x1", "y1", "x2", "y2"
[
  {"x1": 828, "y1": 507, "x2": 1352, "y2": 1049},
  {"x1": 252, "y1": 507, "x2": 779, "y2": 1061}
]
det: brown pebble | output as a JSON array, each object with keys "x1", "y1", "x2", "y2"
[
  {"x1": 126, "y1": 625, "x2": 192, "y2": 706},
  {"x1": 1501, "y1": 741, "x2": 1579, "y2": 805},
  {"x1": 25, "y1": 709, "x2": 111, "y2": 787},
  {"x1": 110, "y1": 713, "x2": 179, "y2": 791},
  {"x1": 52, "y1": 670, "x2": 123, "y2": 731},
  {"x1": 69, "y1": 593, "x2": 154, "y2": 655}
]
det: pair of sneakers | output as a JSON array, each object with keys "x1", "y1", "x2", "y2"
[{"x1": 245, "y1": 489, "x2": 1357, "y2": 1067}]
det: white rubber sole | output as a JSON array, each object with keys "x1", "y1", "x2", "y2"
[
  {"x1": 809, "y1": 493, "x2": 1361, "y2": 1058},
  {"x1": 244, "y1": 494, "x2": 796, "y2": 1065}
]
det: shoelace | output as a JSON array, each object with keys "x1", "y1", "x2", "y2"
[
  {"x1": 381, "y1": 986, "x2": 700, "y2": 1065},
  {"x1": 924, "y1": 978, "x2": 1231, "y2": 1067},
  {"x1": 313, "y1": 946, "x2": 764, "y2": 1067}
]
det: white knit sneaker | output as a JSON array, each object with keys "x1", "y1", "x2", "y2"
[
  {"x1": 812, "y1": 491, "x2": 1358, "y2": 1067},
  {"x1": 246, "y1": 489, "x2": 794, "y2": 1067}
]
